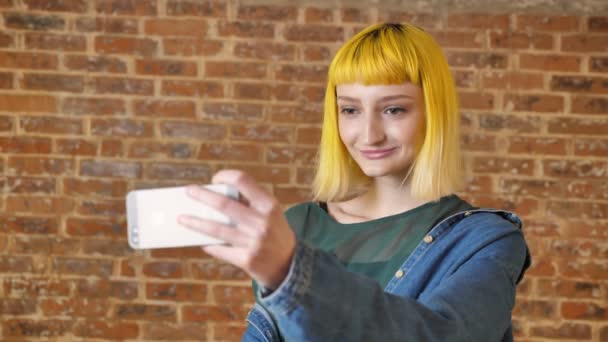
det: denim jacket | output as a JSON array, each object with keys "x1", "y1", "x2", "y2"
[{"x1": 242, "y1": 208, "x2": 531, "y2": 342}]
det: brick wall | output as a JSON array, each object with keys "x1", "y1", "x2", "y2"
[{"x1": 0, "y1": 0, "x2": 606, "y2": 340}]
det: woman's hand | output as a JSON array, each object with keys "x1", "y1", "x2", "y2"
[{"x1": 177, "y1": 169, "x2": 297, "y2": 291}]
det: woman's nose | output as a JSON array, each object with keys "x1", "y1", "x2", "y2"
[{"x1": 363, "y1": 116, "x2": 386, "y2": 145}]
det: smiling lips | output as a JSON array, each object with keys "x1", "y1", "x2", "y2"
[{"x1": 359, "y1": 147, "x2": 397, "y2": 159}]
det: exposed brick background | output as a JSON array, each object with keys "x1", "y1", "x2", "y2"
[{"x1": 0, "y1": 0, "x2": 606, "y2": 340}]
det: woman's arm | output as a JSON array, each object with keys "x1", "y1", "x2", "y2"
[{"x1": 257, "y1": 226, "x2": 528, "y2": 341}]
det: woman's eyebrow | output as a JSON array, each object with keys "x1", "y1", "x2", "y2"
[{"x1": 337, "y1": 94, "x2": 414, "y2": 102}]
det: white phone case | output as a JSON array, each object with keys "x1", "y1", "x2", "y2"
[{"x1": 126, "y1": 184, "x2": 239, "y2": 249}]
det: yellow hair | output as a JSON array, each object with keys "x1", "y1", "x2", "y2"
[{"x1": 312, "y1": 23, "x2": 464, "y2": 202}]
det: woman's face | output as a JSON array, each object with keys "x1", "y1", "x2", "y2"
[{"x1": 336, "y1": 82, "x2": 425, "y2": 181}]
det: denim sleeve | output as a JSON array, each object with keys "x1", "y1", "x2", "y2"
[{"x1": 257, "y1": 231, "x2": 528, "y2": 341}]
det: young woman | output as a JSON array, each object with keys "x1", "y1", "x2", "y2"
[{"x1": 178, "y1": 23, "x2": 531, "y2": 341}]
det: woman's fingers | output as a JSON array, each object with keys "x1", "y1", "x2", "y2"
[
  {"x1": 177, "y1": 214, "x2": 250, "y2": 247},
  {"x1": 185, "y1": 185, "x2": 263, "y2": 234},
  {"x1": 211, "y1": 170, "x2": 277, "y2": 215}
]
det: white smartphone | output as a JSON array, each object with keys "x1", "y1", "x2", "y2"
[{"x1": 126, "y1": 184, "x2": 240, "y2": 249}]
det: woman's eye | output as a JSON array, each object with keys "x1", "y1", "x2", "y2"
[
  {"x1": 385, "y1": 107, "x2": 406, "y2": 115},
  {"x1": 339, "y1": 107, "x2": 357, "y2": 115}
]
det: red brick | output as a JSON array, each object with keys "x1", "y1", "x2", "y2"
[
  {"x1": 41, "y1": 140, "x2": 83, "y2": 159},
  {"x1": 83, "y1": 238, "x2": 132, "y2": 256},
  {"x1": 40, "y1": 298, "x2": 110, "y2": 317},
  {"x1": 507, "y1": 136, "x2": 567, "y2": 155},
  {"x1": 574, "y1": 138, "x2": 608, "y2": 156},
  {"x1": 162, "y1": 80, "x2": 224, "y2": 97},
  {"x1": 517, "y1": 14, "x2": 579, "y2": 31},
  {"x1": 565, "y1": 180, "x2": 608, "y2": 200},
  {"x1": 562, "y1": 34, "x2": 608, "y2": 52},
  {"x1": 163, "y1": 38, "x2": 223, "y2": 56},
  {"x1": 301, "y1": 45, "x2": 332, "y2": 62},
  {"x1": 6, "y1": 176, "x2": 56, "y2": 194},
  {"x1": 3, "y1": 319, "x2": 72, "y2": 338},
  {"x1": 459, "y1": 92, "x2": 495, "y2": 110},
  {"x1": 218, "y1": 21, "x2": 275, "y2": 38},
  {"x1": 136, "y1": 58, "x2": 197, "y2": 76},
  {"x1": 160, "y1": 121, "x2": 225, "y2": 139},
  {"x1": 77, "y1": 198, "x2": 124, "y2": 217},
  {"x1": 182, "y1": 304, "x2": 248, "y2": 322},
  {"x1": 504, "y1": 94, "x2": 564, "y2": 113},
  {"x1": 234, "y1": 82, "x2": 271, "y2": 100},
  {"x1": 275, "y1": 64, "x2": 327, "y2": 83},
  {"x1": 10, "y1": 236, "x2": 77, "y2": 255},
  {"x1": 25, "y1": 32, "x2": 86, "y2": 51},
  {"x1": 142, "y1": 322, "x2": 207, "y2": 340},
  {"x1": 212, "y1": 285, "x2": 253, "y2": 304},
  {"x1": 269, "y1": 104, "x2": 323, "y2": 124},
  {"x1": 133, "y1": 99, "x2": 195, "y2": 118},
  {"x1": 1, "y1": 215, "x2": 58, "y2": 234},
  {"x1": 543, "y1": 160, "x2": 606, "y2": 179},
  {"x1": 206, "y1": 61, "x2": 267, "y2": 78},
  {"x1": 95, "y1": 0, "x2": 156, "y2": 15},
  {"x1": 479, "y1": 113, "x2": 542, "y2": 133},
  {"x1": 590, "y1": 56, "x2": 608, "y2": 72},
  {"x1": 4, "y1": 12, "x2": 65, "y2": 30},
  {"x1": 341, "y1": 8, "x2": 369, "y2": 23},
  {"x1": 237, "y1": 5, "x2": 297, "y2": 21},
  {"x1": 202, "y1": 102, "x2": 264, "y2": 121},
  {"x1": 0, "y1": 71, "x2": 12, "y2": 89},
  {"x1": 548, "y1": 117, "x2": 608, "y2": 135},
  {"x1": 64, "y1": 55, "x2": 127, "y2": 73},
  {"x1": 145, "y1": 162, "x2": 212, "y2": 181},
  {"x1": 144, "y1": 19, "x2": 207, "y2": 37},
  {"x1": 0, "y1": 298, "x2": 37, "y2": 315},
  {"x1": 230, "y1": 124, "x2": 293, "y2": 143},
  {"x1": 80, "y1": 159, "x2": 141, "y2": 178},
  {"x1": 305, "y1": 7, "x2": 334, "y2": 23},
  {"x1": 378, "y1": 12, "x2": 442, "y2": 30},
  {"x1": 128, "y1": 141, "x2": 194, "y2": 159},
  {"x1": 0, "y1": 256, "x2": 35, "y2": 273},
  {"x1": 143, "y1": 262, "x2": 183, "y2": 279},
  {"x1": 20, "y1": 116, "x2": 84, "y2": 135},
  {"x1": 499, "y1": 178, "x2": 563, "y2": 197},
  {"x1": 0, "y1": 136, "x2": 51, "y2": 154},
  {"x1": 95, "y1": 36, "x2": 158, "y2": 56},
  {"x1": 100, "y1": 140, "x2": 123, "y2": 157},
  {"x1": 91, "y1": 118, "x2": 154, "y2": 137},
  {"x1": 549, "y1": 239, "x2": 605, "y2": 259},
  {"x1": 284, "y1": 25, "x2": 344, "y2": 42},
  {"x1": 63, "y1": 178, "x2": 127, "y2": 197},
  {"x1": 447, "y1": 13, "x2": 510, "y2": 29},
  {"x1": 0, "y1": 32, "x2": 13, "y2": 47},
  {"x1": 513, "y1": 299, "x2": 557, "y2": 319},
  {"x1": 93, "y1": 77, "x2": 154, "y2": 95},
  {"x1": 191, "y1": 260, "x2": 248, "y2": 280},
  {"x1": 481, "y1": 71, "x2": 544, "y2": 90},
  {"x1": 557, "y1": 258, "x2": 608, "y2": 279},
  {"x1": 21, "y1": 73, "x2": 83, "y2": 93},
  {"x1": 23, "y1": 0, "x2": 87, "y2": 12},
  {"x1": 547, "y1": 201, "x2": 608, "y2": 219},
  {"x1": 589, "y1": 17, "x2": 608, "y2": 32},
  {"x1": 214, "y1": 324, "x2": 248, "y2": 340},
  {"x1": 0, "y1": 115, "x2": 14, "y2": 131},
  {"x1": 199, "y1": 143, "x2": 262, "y2": 162},
  {"x1": 167, "y1": 0, "x2": 226, "y2": 17},
  {"x1": 265, "y1": 146, "x2": 316, "y2": 165},
  {"x1": 296, "y1": 127, "x2": 321, "y2": 145},
  {"x1": 447, "y1": 52, "x2": 508, "y2": 69},
  {"x1": 551, "y1": 76, "x2": 608, "y2": 95},
  {"x1": 76, "y1": 279, "x2": 137, "y2": 299},
  {"x1": 75, "y1": 16, "x2": 138, "y2": 34},
  {"x1": 146, "y1": 283, "x2": 207, "y2": 301},
  {"x1": 0, "y1": 51, "x2": 57, "y2": 69},
  {"x1": 52, "y1": 257, "x2": 113, "y2": 277},
  {"x1": 519, "y1": 53, "x2": 581, "y2": 72},
  {"x1": 216, "y1": 164, "x2": 290, "y2": 184},
  {"x1": 62, "y1": 97, "x2": 126, "y2": 115},
  {"x1": 74, "y1": 321, "x2": 139, "y2": 339},
  {"x1": 490, "y1": 31, "x2": 553, "y2": 50},
  {"x1": 530, "y1": 323, "x2": 591, "y2": 339},
  {"x1": 150, "y1": 247, "x2": 211, "y2": 259},
  {"x1": 7, "y1": 195, "x2": 74, "y2": 214},
  {"x1": 572, "y1": 96, "x2": 608, "y2": 114},
  {"x1": 3, "y1": 278, "x2": 70, "y2": 296},
  {"x1": 472, "y1": 157, "x2": 534, "y2": 176},
  {"x1": 8, "y1": 156, "x2": 74, "y2": 176},
  {"x1": 562, "y1": 302, "x2": 608, "y2": 320}
]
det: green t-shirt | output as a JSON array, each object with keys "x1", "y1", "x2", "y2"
[{"x1": 285, "y1": 194, "x2": 473, "y2": 287}]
